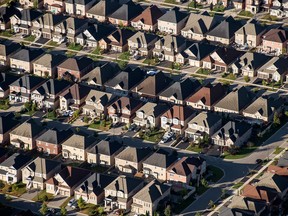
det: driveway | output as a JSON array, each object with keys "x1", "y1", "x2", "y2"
[
  {"x1": 20, "y1": 188, "x2": 39, "y2": 200},
  {"x1": 48, "y1": 195, "x2": 68, "y2": 208}
]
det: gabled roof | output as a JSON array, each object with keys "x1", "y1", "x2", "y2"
[
  {"x1": 131, "y1": 4, "x2": 164, "y2": 26},
  {"x1": 105, "y1": 28, "x2": 135, "y2": 46},
  {"x1": 0, "y1": 6, "x2": 20, "y2": 23},
  {"x1": 10, "y1": 119, "x2": 44, "y2": 138},
  {"x1": 57, "y1": 56, "x2": 94, "y2": 71},
  {"x1": 228, "y1": 195, "x2": 267, "y2": 214},
  {"x1": 10, "y1": 48, "x2": 44, "y2": 62},
  {"x1": 60, "y1": 83, "x2": 90, "y2": 101},
  {"x1": 136, "y1": 102, "x2": 169, "y2": 118},
  {"x1": 257, "y1": 172, "x2": 288, "y2": 193},
  {"x1": 160, "y1": 78, "x2": 201, "y2": 101},
  {"x1": 158, "y1": 7, "x2": 187, "y2": 23},
  {"x1": 188, "y1": 112, "x2": 222, "y2": 128},
  {"x1": 87, "y1": 140, "x2": 123, "y2": 155},
  {"x1": 16, "y1": 9, "x2": 42, "y2": 21},
  {"x1": 108, "y1": 1, "x2": 143, "y2": 21},
  {"x1": 0, "y1": 112, "x2": 19, "y2": 135},
  {"x1": 0, "y1": 40, "x2": 21, "y2": 57},
  {"x1": 162, "y1": 105, "x2": 195, "y2": 121},
  {"x1": 33, "y1": 53, "x2": 67, "y2": 68},
  {"x1": 235, "y1": 20, "x2": 266, "y2": 36},
  {"x1": 109, "y1": 97, "x2": 143, "y2": 112},
  {"x1": 33, "y1": 79, "x2": 70, "y2": 96},
  {"x1": 128, "y1": 31, "x2": 158, "y2": 45},
  {"x1": 36, "y1": 128, "x2": 73, "y2": 145},
  {"x1": 143, "y1": 151, "x2": 177, "y2": 168},
  {"x1": 277, "y1": 151, "x2": 288, "y2": 167},
  {"x1": 87, "y1": 0, "x2": 121, "y2": 16},
  {"x1": 66, "y1": 17, "x2": 87, "y2": 31},
  {"x1": 180, "y1": 42, "x2": 216, "y2": 60},
  {"x1": 116, "y1": 147, "x2": 152, "y2": 163},
  {"x1": 105, "y1": 175, "x2": 143, "y2": 194},
  {"x1": 0, "y1": 153, "x2": 31, "y2": 170},
  {"x1": 258, "y1": 57, "x2": 288, "y2": 75},
  {"x1": 168, "y1": 156, "x2": 205, "y2": 176},
  {"x1": 267, "y1": 165, "x2": 288, "y2": 176},
  {"x1": 78, "y1": 24, "x2": 115, "y2": 41},
  {"x1": 233, "y1": 52, "x2": 271, "y2": 71},
  {"x1": 61, "y1": 133, "x2": 98, "y2": 149},
  {"x1": 155, "y1": 35, "x2": 186, "y2": 55},
  {"x1": 26, "y1": 157, "x2": 60, "y2": 174},
  {"x1": 85, "y1": 89, "x2": 114, "y2": 107},
  {"x1": 10, "y1": 74, "x2": 46, "y2": 90},
  {"x1": 242, "y1": 184, "x2": 278, "y2": 203},
  {"x1": 262, "y1": 28, "x2": 288, "y2": 43},
  {"x1": 41, "y1": 13, "x2": 66, "y2": 27}
]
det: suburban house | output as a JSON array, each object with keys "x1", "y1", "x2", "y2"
[
  {"x1": 0, "y1": 112, "x2": 19, "y2": 145},
  {"x1": 270, "y1": 0, "x2": 288, "y2": 17},
  {"x1": 115, "y1": 147, "x2": 152, "y2": 174},
  {"x1": 33, "y1": 53, "x2": 67, "y2": 78},
  {"x1": 31, "y1": 79, "x2": 71, "y2": 109},
  {"x1": 243, "y1": 96, "x2": 283, "y2": 123},
  {"x1": 0, "y1": 40, "x2": 21, "y2": 66},
  {"x1": 127, "y1": 31, "x2": 159, "y2": 57},
  {"x1": 161, "y1": 105, "x2": 196, "y2": 135},
  {"x1": 159, "y1": 78, "x2": 201, "y2": 105},
  {"x1": 187, "y1": 83, "x2": 226, "y2": 111},
  {"x1": 214, "y1": 86, "x2": 255, "y2": 115},
  {"x1": 65, "y1": 17, "x2": 89, "y2": 43},
  {"x1": 132, "y1": 71, "x2": 173, "y2": 101},
  {"x1": 0, "y1": 153, "x2": 31, "y2": 184},
  {"x1": 257, "y1": 57, "x2": 288, "y2": 82},
  {"x1": 10, "y1": 119, "x2": 45, "y2": 150},
  {"x1": 87, "y1": 139, "x2": 123, "y2": 166},
  {"x1": 131, "y1": 5, "x2": 164, "y2": 31},
  {"x1": 22, "y1": 157, "x2": 61, "y2": 190},
  {"x1": 153, "y1": 35, "x2": 186, "y2": 62},
  {"x1": 19, "y1": 0, "x2": 43, "y2": 8},
  {"x1": 262, "y1": 28, "x2": 288, "y2": 55},
  {"x1": 50, "y1": 16, "x2": 67, "y2": 43},
  {"x1": 108, "y1": 97, "x2": 143, "y2": 124},
  {"x1": 44, "y1": 0, "x2": 65, "y2": 14},
  {"x1": 36, "y1": 128, "x2": 73, "y2": 155},
  {"x1": 61, "y1": 133, "x2": 98, "y2": 161},
  {"x1": 185, "y1": 112, "x2": 222, "y2": 142},
  {"x1": 104, "y1": 175, "x2": 144, "y2": 210},
  {"x1": 133, "y1": 102, "x2": 169, "y2": 128},
  {"x1": 157, "y1": 7, "x2": 188, "y2": 35},
  {"x1": 46, "y1": 166, "x2": 91, "y2": 196},
  {"x1": 131, "y1": 180, "x2": 171, "y2": 216},
  {"x1": 86, "y1": 0, "x2": 120, "y2": 22},
  {"x1": 10, "y1": 48, "x2": 44, "y2": 73},
  {"x1": 0, "y1": 6, "x2": 20, "y2": 30},
  {"x1": 65, "y1": 0, "x2": 97, "y2": 16},
  {"x1": 0, "y1": 73, "x2": 19, "y2": 98},
  {"x1": 108, "y1": 1, "x2": 143, "y2": 26},
  {"x1": 143, "y1": 150, "x2": 177, "y2": 181},
  {"x1": 167, "y1": 156, "x2": 206, "y2": 185},
  {"x1": 234, "y1": 20, "x2": 266, "y2": 47},
  {"x1": 0, "y1": 148, "x2": 8, "y2": 163},
  {"x1": 59, "y1": 83, "x2": 91, "y2": 111},
  {"x1": 82, "y1": 89, "x2": 116, "y2": 118},
  {"x1": 212, "y1": 121, "x2": 252, "y2": 147},
  {"x1": 75, "y1": 173, "x2": 117, "y2": 205},
  {"x1": 231, "y1": 52, "x2": 271, "y2": 78},
  {"x1": 267, "y1": 165, "x2": 288, "y2": 176}
]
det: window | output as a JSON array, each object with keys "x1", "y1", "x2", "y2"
[{"x1": 173, "y1": 118, "x2": 179, "y2": 125}]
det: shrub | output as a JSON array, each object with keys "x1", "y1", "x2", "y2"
[{"x1": 244, "y1": 76, "x2": 250, "y2": 82}]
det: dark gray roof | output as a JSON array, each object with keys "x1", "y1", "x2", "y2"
[
  {"x1": 158, "y1": 7, "x2": 187, "y2": 23},
  {"x1": 0, "y1": 73, "x2": 19, "y2": 92},
  {"x1": 109, "y1": 1, "x2": 143, "y2": 21},
  {"x1": 10, "y1": 118, "x2": 44, "y2": 138},
  {"x1": 27, "y1": 157, "x2": 60, "y2": 174},
  {"x1": 10, "y1": 75, "x2": 46, "y2": 90},
  {"x1": 181, "y1": 42, "x2": 216, "y2": 60},
  {"x1": 278, "y1": 151, "x2": 288, "y2": 167},
  {"x1": 0, "y1": 112, "x2": 19, "y2": 135},
  {"x1": 233, "y1": 52, "x2": 271, "y2": 71},
  {"x1": 87, "y1": 0, "x2": 121, "y2": 16},
  {"x1": 11, "y1": 48, "x2": 44, "y2": 62},
  {"x1": 88, "y1": 140, "x2": 123, "y2": 156},
  {"x1": 105, "y1": 175, "x2": 143, "y2": 194},
  {"x1": 77, "y1": 24, "x2": 115, "y2": 42},
  {"x1": 116, "y1": 147, "x2": 152, "y2": 163},
  {"x1": 61, "y1": 134, "x2": 98, "y2": 149},
  {"x1": 17, "y1": 9, "x2": 42, "y2": 21},
  {"x1": 0, "y1": 6, "x2": 20, "y2": 23},
  {"x1": 189, "y1": 112, "x2": 222, "y2": 128},
  {"x1": 0, "y1": 153, "x2": 31, "y2": 170},
  {"x1": 0, "y1": 40, "x2": 21, "y2": 57},
  {"x1": 58, "y1": 56, "x2": 94, "y2": 71},
  {"x1": 143, "y1": 152, "x2": 177, "y2": 168},
  {"x1": 36, "y1": 128, "x2": 73, "y2": 145},
  {"x1": 33, "y1": 53, "x2": 67, "y2": 68},
  {"x1": 34, "y1": 79, "x2": 70, "y2": 96}
]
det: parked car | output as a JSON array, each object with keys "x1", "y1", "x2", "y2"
[
  {"x1": 20, "y1": 34, "x2": 27, "y2": 38},
  {"x1": 128, "y1": 124, "x2": 137, "y2": 131},
  {"x1": 134, "y1": 125, "x2": 141, "y2": 132},
  {"x1": 72, "y1": 202, "x2": 79, "y2": 209},
  {"x1": 160, "y1": 132, "x2": 175, "y2": 144},
  {"x1": 68, "y1": 198, "x2": 76, "y2": 207},
  {"x1": 147, "y1": 70, "x2": 158, "y2": 76}
]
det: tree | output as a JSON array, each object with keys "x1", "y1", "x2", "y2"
[
  {"x1": 73, "y1": 109, "x2": 80, "y2": 118},
  {"x1": 164, "y1": 205, "x2": 171, "y2": 216},
  {"x1": 60, "y1": 206, "x2": 67, "y2": 216},
  {"x1": 31, "y1": 102, "x2": 37, "y2": 112},
  {"x1": 39, "y1": 202, "x2": 48, "y2": 215},
  {"x1": 273, "y1": 112, "x2": 281, "y2": 125},
  {"x1": 77, "y1": 197, "x2": 85, "y2": 210},
  {"x1": 244, "y1": 76, "x2": 250, "y2": 82},
  {"x1": 83, "y1": 116, "x2": 89, "y2": 123},
  {"x1": 195, "y1": 212, "x2": 202, "y2": 216},
  {"x1": 11, "y1": 184, "x2": 18, "y2": 192},
  {"x1": 193, "y1": 0, "x2": 197, "y2": 8},
  {"x1": 208, "y1": 200, "x2": 214, "y2": 209},
  {"x1": 98, "y1": 207, "x2": 104, "y2": 215},
  {"x1": 201, "y1": 178, "x2": 208, "y2": 188},
  {"x1": 24, "y1": 101, "x2": 32, "y2": 111},
  {"x1": 210, "y1": 3, "x2": 213, "y2": 11}
]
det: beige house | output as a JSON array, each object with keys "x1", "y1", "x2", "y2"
[
  {"x1": 0, "y1": 112, "x2": 19, "y2": 145},
  {"x1": 0, "y1": 41, "x2": 21, "y2": 66},
  {"x1": 19, "y1": 0, "x2": 43, "y2": 8},
  {"x1": 65, "y1": 0, "x2": 96, "y2": 16},
  {"x1": 44, "y1": 0, "x2": 65, "y2": 14},
  {"x1": 65, "y1": 17, "x2": 88, "y2": 43}
]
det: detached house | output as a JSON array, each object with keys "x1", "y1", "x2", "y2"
[
  {"x1": 44, "y1": 0, "x2": 65, "y2": 14},
  {"x1": 86, "y1": 0, "x2": 120, "y2": 22},
  {"x1": 262, "y1": 28, "x2": 288, "y2": 55},
  {"x1": 131, "y1": 5, "x2": 164, "y2": 31},
  {"x1": 22, "y1": 157, "x2": 61, "y2": 190},
  {"x1": 0, "y1": 6, "x2": 20, "y2": 30},
  {"x1": 0, "y1": 73, "x2": 19, "y2": 98},
  {"x1": 51, "y1": 16, "x2": 67, "y2": 43},
  {"x1": 0, "y1": 40, "x2": 21, "y2": 66},
  {"x1": 0, "y1": 112, "x2": 19, "y2": 145},
  {"x1": 46, "y1": 166, "x2": 91, "y2": 196},
  {"x1": 212, "y1": 121, "x2": 252, "y2": 147},
  {"x1": 161, "y1": 105, "x2": 196, "y2": 135},
  {"x1": 157, "y1": 7, "x2": 188, "y2": 35},
  {"x1": 65, "y1": 17, "x2": 88, "y2": 43},
  {"x1": 65, "y1": 0, "x2": 97, "y2": 16},
  {"x1": 270, "y1": 0, "x2": 288, "y2": 17},
  {"x1": 19, "y1": 0, "x2": 43, "y2": 8}
]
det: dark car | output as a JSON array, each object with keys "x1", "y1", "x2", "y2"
[
  {"x1": 256, "y1": 159, "x2": 263, "y2": 164},
  {"x1": 128, "y1": 124, "x2": 136, "y2": 131}
]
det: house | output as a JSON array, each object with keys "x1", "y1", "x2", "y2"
[
  {"x1": 82, "y1": 89, "x2": 116, "y2": 118},
  {"x1": 22, "y1": 157, "x2": 61, "y2": 190},
  {"x1": 59, "y1": 83, "x2": 91, "y2": 111},
  {"x1": 19, "y1": 0, "x2": 43, "y2": 8},
  {"x1": 0, "y1": 153, "x2": 31, "y2": 184},
  {"x1": 65, "y1": 0, "x2": 97, "y2": 16},
  {"x1": 267, "y1": 165, "x2": 288, "y2": 176},
  {"x1": 262, "y1": 28, "x2": 288, "y2": 55},
  {"x1": 0, "y1": 112, "x2": 19, "y2": 145},
  {"x1": 234, "y1": 20, "x2": 266, "y2": 47},
  {"x1": 161, "y1": 105, "x2": 196, "y2": 134},
  {"x1": 108, "y1": 97, "x2": 143, "y2": 124},
  {"x1": 167, "y1": 156, "x2": 206, "y2": 185},
  {"x1": 127, "y1": 31, "x2": 159, "y2": 57},
  {"x1": 10, "y1": 119, "x2": 45, "y2": 150},
  {"x1": 131, "y1": 5, "x2": 164, "y2": 31},
  {"x1": 257, "y1": 57, "x2": 288, "y2": 82},
  {"x1": 212, "y1": 121, "x2": 252, "y2": 147},
  {"x1": 0, "y1": 148, "x2": 8, "y2": 163},
  {"x1": 214, "y1": 86, "x2": 255, "y2": 115},
  {"x1": 87, "y1": 139, "x2": 123, "y2": 166},
  {"x1": 57, "y1": 56, "x2": 95, "y2": 81},
  {"x1": 99, "y1": 28, "x2": 135, "y2": 53},
  {"x1": 187, "y1": 83, "x2": 226, "y2": 111},
  {"x1": 157, "y1": 7, "x2": 188, "y2": 35},
  {"x1": 104, "y1": 175, "x2": 144, "y2": 210},
  {"x1": 0, "y1": 40, "x2": 21, "y2": 66},
  {"x1": 270, "y1": 0, "x2": 288, "y2": 17},
  {"x1": 176, "y1": 42, "x2": 216, "y2": 66},
  {"x1": 108, "y1": 1, "x2": 143, "y2": 26},
  {"x1": 75, "y1": 173, "x2": 117, "y2": 205},
  {"x1": 143, "y1": 150, "x2": 177, "y2": 181},
  {"x1": 245, "y1": 0, "x2": 263, "y2": 14},
  {"x1": 80, "y1": 62, "x2": 120, "y2": 88},
  {"x1": 232, "y1": 0, "x2": 245, "y2": 10},
  {"x1": 9, "y1": 75, "x2": 46, "y2": 103},
  {"x1": 0, "y1": 73, "x2": 19, "y2": 98},
  {"x1": 206, "y1": 16, "x2": 244, "y2": 45},
  {"x1": 75, "y1": 24, "x2": 115, "y2": 47},
  {"x1": 10, "y1": 48, "x2": 44, "y2": 73},
  {"x1": 0, "y1": 6, "x2": 20, "y2": 30},
  {"x1": 44, "y1": 0, "x2": 65, "y2": 14},
  {"x1": 51, "y1": 16, "x2": 67, "y2": 43},
  {"x1": 105, "y1": 67, "x2": 146, "y2": 96},
  {"x1": 202, "y1": 47, "x2": 243, "y2": 72},
  {"x1": 131, "y1": 180, "x2": 171, "y2": 216},
  {"x1": 153, "y1": 35, "x2": 186, "y2": 62},
  {"x1": 133, "y1": 102, "x2": 169, "y2": 128},
  {"x1": 243, "y1": 96, "x2": 283, "y2": 123},
  {"x1": 276, "y1": 151, "x2": 288, "y2": 167},
  {"x1": 10, "y1": 9, "x2": 42, "y2": 34},
  {"x1": 242, "y1": 184, "x2": 278, "y2": 203},
  {"x1": 185, "y1": 112, "x2": 222, "y2": 141},
  {"x1": 61, "y1": 133, "x2": 98, "y2": 161},
  {"x1": 231, "y1": 52, "x2": 271, "y2": 78},
  {"x1": 36, "y1": 128, "x2": 73, "y2": 155},
  {"x1": 65, "y1": 17, "x2": 89, "y2": 43},
  {"x1": 31, "y1": 79, "x2": 71, "y2": 109},
  {"x1": 33, "y1": 53, "x2": 67, "y2": 78},
  {"x1": 181, "y1": 12, "x2": 225, "y2": 41},
  {"x1": 46, "y1": 166, "x2": 91, "y2": 196},
  {"x1": 86, "y1": 0, "x2": 120, "y2": 22},
  {"x1": 159, "y1": 78, "x2": 201, "y2": 105},
  {"x1": 115, "y1": 147, "x2": 152, "y2": 174},
  {"x1": 132, "y1": 71, "x2": 173, "y2": 101}
]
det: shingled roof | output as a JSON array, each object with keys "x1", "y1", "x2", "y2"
[
  {"x1": 33, "y1": 79, "x2": 71, "y2": 96},
  {"x1": 10, "y1": 119, "x2": 44, "y2": 138},
  {"x1": 61, "y1": 133, "x2": 98, "y2": 149},
  {"x1": 26, "y1": 157, "x2": 60, "y2": 175},
  {"x1": 0, "y1": 153, "x2": 31, "y2": 170},
  {"x1": 105, "y1": 175, "x2": 143, "y2": 194},
  {"x1": 10, "y1": 48, "x2": 44, "y2": 62},
  {"x1": 0, "y1": 40, "x2": 21, "y2": 57},
  {"x1": 108, "y1": 1, "x2": 143, "y2": 21},
  {"x1": 57, "y1": 56, "x2": 94, "y2": 71},
  {"x1": 262, "y1": 28, "x2": 288, "y2": 43},
  {"x1": 87, "y1": 0, "x2": 120, "y2": 16},
  {"x1": 36, "y1": 128, "x2": 73, "y2": 145},
  {"x1": 87, "y1": 140, "x2": 123, "y2": 155},
  {"x1": 158, "y1": 7, "x2": 187, "y2": 23},
  {"x1": 116, "y1": 147, "x2": 152, "y2": 163},
  {"x1": 131, "y1": 4, "x2": 164, "y2": 26},
  {"x1": 33, "y1": 53, "x2": 67, "y2": 69},
  {"x1": 143, "y1": 151, "x2": 177, "y2": 168},
  {"x1": 0, "y1": 112, "x2": 19, "y2": 135},
  {"x1": 10, "y1": 74, "x2": 46, "y2": 90},
  {"x1": 162, "y1": 105, "x2": 195, "y2": 122}
]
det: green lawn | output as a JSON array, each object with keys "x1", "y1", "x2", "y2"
[
  {"x1": 173, "y1": 193, "x2": 195, "y2": 214},
  {"x1": 164, "y1": 0, "x2": 178, "y2": 4},
  {"x1": 232, "y1": 182, "x2": 244, "y2": 189},
  {"x1": 118, "y1": 51, "x2": 130, "y2": 60},
  {"x1": 197, "y1": 68, "x2": 211, "y2": 75},
  {"x1": 67, "y1": 43, "x2": 83, "y2": 51},
  {"x1": 80, "y1": 203, "x2": 99, "y2": 215},
  {"x1": 274, "y1": 147, "x2": 284, "y2": 155},
  {"x1": 0, "y1": 30, "x2": 13, "y2": 37},
  {"x1": 186, "y1": 144, "x2": 202, "y2": 153},
  {"x1": 24, "y1": 35, "x2": 36, "y2": 42},
  {"x1": 141, "y1": 129, "x2": 164, "y2": 143},
  {"x1": 262, "y1": 14, "x2": 279, "y2": 21},
  {"x1": 143, "y1": 58, "x2": 159, "y2": 66},
  {"x1": 65, "y1": 51, "x2": 76, "y2": 57},
  {"x1": 0, "y1": 182, "x2": 27, "y2": 197},
  {"x1": 188, "y1": 1, "x2": 203, "y2": 8},
  {"x1": 89, "y1": 120, "x2": 112, "y2": 131},
  {"x1": 222, "y1": 73, "x2": 236, "y2": 80},
  {"x1": 32, "y1": 190, "x2": 54, "y2": 202},
  {"x1": 46, "y1": 41, "x2": 58, "y2": 46},
  {"x1": 0, "y1": 99, "x2": 10, "y2": 110},
  {"x1": 213, "y1": 5, "x2": 225, "y2": 12},
  {"x1": 223, "y1": 145, "x2": 257, "y2": 159},
  {"x1": 89, "y1": 47, "x2": 104, "y2": 60},
  {"x1": 238, "y1": 10, "x2": 254, "y2": 17},
  {"x1": 45, "y1": 110, "x2": 57, "y2": 120},
  {"x1": 207, "y1": 165, "x2": 224, "y2": 182}
]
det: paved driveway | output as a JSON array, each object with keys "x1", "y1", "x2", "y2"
[
  {"x1": 20, "y1": 188, "x2": 39, "y2": 200},
  {"x1": 48, "y1": 195, "x2": 68, "y2": 208}
]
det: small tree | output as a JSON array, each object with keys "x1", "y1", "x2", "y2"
[
  {"x1": 73, "y1": 109, "x2": 80, "y2": 118},
  {"x1": 164, "y1": 205, "x2": 172, "y2": 216},
  {"x1": 273, "y1": 112, "x2": 281, "y2": 125},
  {"x1": 83, "y1": 116, "x2": 89, "y2": 123},
  {"x1": 32, "y1": 102, "x2": 37, "y2": 112},
  {"x1": 40, "y1": 202, "x2": 48, "y2": 215},
  {"x1": 11, "y1": 184, "x2": 18, "y2": 192},
  {"x1": 195, "y1": 212, "x2": 202, "y2": 216},
  {"x1": 60, "y1": 206, "x2": 67, "y2": 216},
  {"x1": 193, "y1": 0, "x2": 197, "y2": 8},
  {"x1": 210, "y1": 3, "x2": 213, "y2": 11},
  {"x1": 208, "y1": 200, "x2": 214, "y2": 209},
  {"x1": 201, "y1": 178, "x2": 208, "y2": 188},
  {"x1": 77, "y1": 197, "x2": 86, "y2": 210},
  {"x1": 244, "y1": 76, "x2": 250, "y2": 83},
  {"x1": 98, "y1": 206, "x2": 104, "y2": 215},
  {"x1": 24, "y1": 101, "x2": 32, "y2": 111}
]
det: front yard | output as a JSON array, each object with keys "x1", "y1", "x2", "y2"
[
  {"x1": 0, "y1": 182, "x2": 27, "y2": 197},
  {"x1": 206, "y1": 165, "x2": 224, "y2": 183},
  {"x1": 0, "y1": 99, "x2": 10, "y2": 110},
  {"x1": 32, "y1": 190, "x2": 54, "y2": 202},
  {"x1": 89, "y1": 119, "x2": 112, "y2": 131},
  {"x1": 186, "y1": 144, "x2": 203, "y2": 153},
  {"x1": 67, "y1": 43, "x2": 83, "y2": 51},
  {"x1": 196, "y1": 68, "x2": 211, "y2": 75},
  {"x1": 138, "y1": 128, "x2": 164, "y2": 143},
  {"x1": 24, "y1": 35, "x2": 36, "y2": 42},
  {"x1": 0, "y1": 30, "x2": 13, "y2": 37}
]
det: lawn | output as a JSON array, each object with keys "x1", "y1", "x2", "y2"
[
  {"x1": 197, "y1": 68, "x2": 211, "y2": 75},
  {"x1": 164, "y1": 0, "x2": 178, "y2": 4},
  {"x1": 32, "y1": 190, "x2": 54, "y2": 202},
  {"x1": 45, "y1": 110, "x2": 57, "y2": 120},
  {"x1": 24, "y1": 35, "x2": 36, "y2": 42},
  {"x1": 188, "y1": 1, "x2": 203, "y2": 9},
  {"x1": 213, "y1": 5, "x2": 225, "y2": 12},
  {"x1": 89, "y1": 47, "x2": 104, "y2": 60},
  {"x1": 143, "y1": 58, "x2": 159, "y2": 66},
  {"x1": 0, "y1": 30, "x2": 13, "y2": 37},
  {"x1": 222, "y1": 73, "x2": 236, "y2": 80},
  {"x1": 262, "y1": 14, "x2": 279, "y2": 21},
  {"x1": 67, "y1": 43, "x2": 83, "y2": 51},
  {"x1": 206, "y1": 165, "x2": 224, "y2": 183},
  {"x1": 80, "y1": 203, "x2": 99, "y2": 215},
  {"x1": 89, "y1": 119, "x2": 112, "y2": 131},
  {"x1": 0, "y1": 182, "x2": 27, "y2": 197},
  {"x1": 0, "y1": 99, "x2": 10, "y2": 110},
  {"x1": 232, "y1": 182, "x2": 244, "y2": 189},
  {"x1": 186, "y1": 144, "x2": 202, "y2": 153},
  {"x1": 46, "y1": 41, "x2": 58, "y2": 46},
  {"x1": 238, "y1": 10, "x2": 254, "y2": 17},
  {"x1": 23, "y1": 110, "x2": 36, "y2": 116},
  {"x1": 140, "y1": 129, "x2": 164, "y2": 143},
  {"x1": 118, "y1": 51, "x2": 130, "y2": 60},
  {"x1": 173, "y1": 194, "x2": 195, "y2": 214},
  {"x1": 65, "y1": 51, "x2": 76, "y2": 57},
  {"x1": 223, "y1": 145, "x2": 257, "y2": 159},
  {"x1": 274, "y1": 147, "x2": 284, "y2": 155}
]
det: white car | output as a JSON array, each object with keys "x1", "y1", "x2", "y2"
[
  {"x1": 147, "y1": 70, "x2": 158, "y2": 76},
  {"x1": 67, "y1": 198, "x2": 76, "y2": 207}
]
